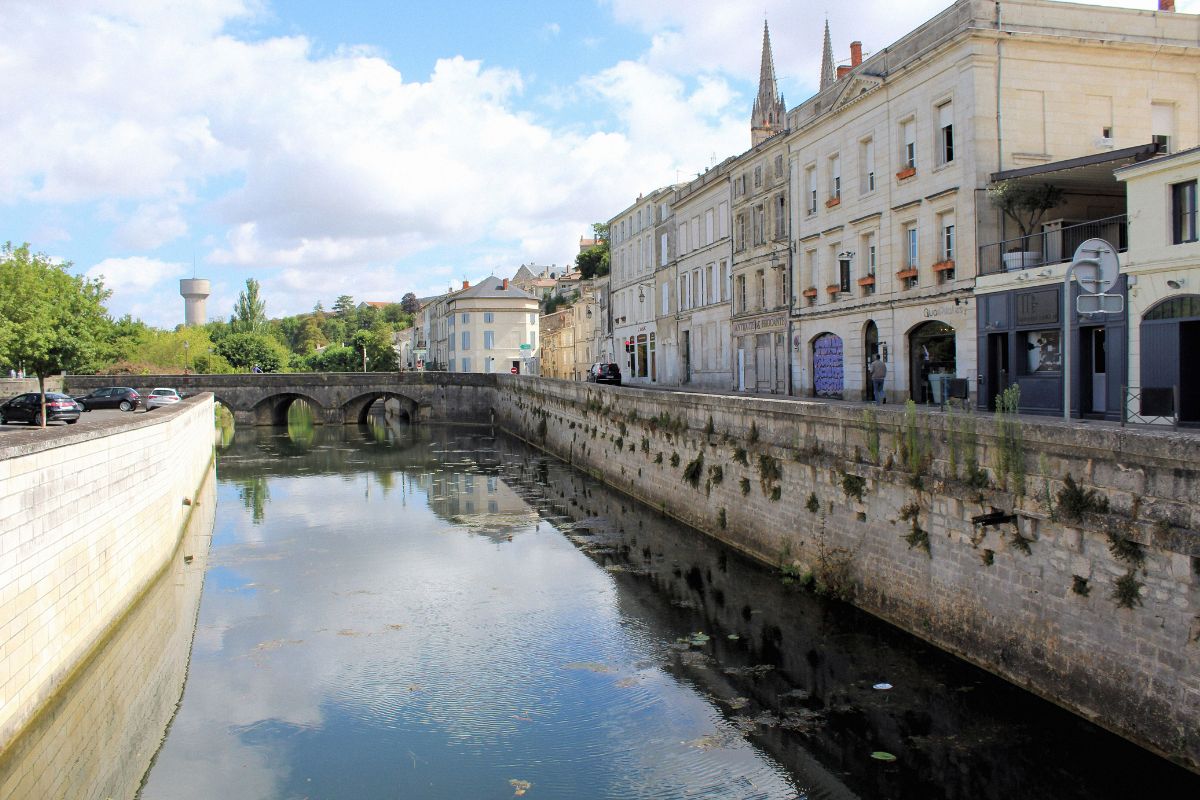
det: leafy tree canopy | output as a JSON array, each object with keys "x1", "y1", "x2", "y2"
[
  {"x1": 214, "y1": 332, "x2": 288, "y2": 373},
  {"x1": 231, "y1": 278, "x2": 267, "y2": 333},
  {"x1": 400, "y1": 292, "x2": 419, "y2": 314}
]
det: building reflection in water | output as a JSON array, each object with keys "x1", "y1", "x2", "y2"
[{"x1": 0, "y1": 463, "x2": 216, "y2": 800}]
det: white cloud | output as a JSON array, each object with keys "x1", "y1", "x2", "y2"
[{"x1": 87, "y1": 255, "x2": 185, "y2": 294}]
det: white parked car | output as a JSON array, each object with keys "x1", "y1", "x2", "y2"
[{"x1": 145, "y1": 388, "x2": 182, "y2": 410}]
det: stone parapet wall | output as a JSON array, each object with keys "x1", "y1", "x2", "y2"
[
  {"x1": 491, "y1": 375, "x2": 1200, "y2": 770},
  {"x1": 0, "y1": 395, "x2": 215, "y2": 751}
]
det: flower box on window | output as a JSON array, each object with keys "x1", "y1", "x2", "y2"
[
  {"x1": 825, "y1": 196, "x2": 841, "y2": 209},
  {"x1": 895, "y1": 268, "x2": 919, "y2": 280},
  {"x1": 857, "y1": 275, "x2": 876, "y2": 287},
  {"x1": 826, "y1": 284, "x2": 841, "y2": 295},
  {"x1": 802, "y1": 287, "x2": 818, "y2": 298},
  {"x1": 895, "y1": 166, "x2": 917, "y2": 181},
  {"x1": 932, "y1": 259, "x2": 955, "y2": 273}
]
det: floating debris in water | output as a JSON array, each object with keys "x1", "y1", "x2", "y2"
[
  {"x1": 562, "y1": 662, "x2": 614, "y2": 673},
  {"x1": 870, "y1": 751, "x2": 897, "y2": 762},
  {"x1": 727, "y1": 633, "x2": 740, "y2": 640},
  {"x1": 509, "y1": 778, "x2": 532, "y2": 796},
  {"x1": 873, "y1": 682, "x2": 893, "y2": 690}
]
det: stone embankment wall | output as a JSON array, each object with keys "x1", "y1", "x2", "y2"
[
  {"x1": 0, "y1": 396, "x2": 214, "y2": 752},
  {"x1": 492, "y1": 375, "x2": 1200, "y2": 771}
]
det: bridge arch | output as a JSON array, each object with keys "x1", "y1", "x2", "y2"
[
  {"x1": 250, "y1": 392, "x2": 327, "y2": 426},
  {"x1": 341, "y1": 390, "x2": 423, "y2": 425}
]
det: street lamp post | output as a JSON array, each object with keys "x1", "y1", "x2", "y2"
[{"x1": 183, "y1": 340, "x2": 190, "y2": 375}]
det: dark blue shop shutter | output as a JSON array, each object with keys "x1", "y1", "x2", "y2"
[{"x1": 1139, "y1": 321, "x2": 1179, "y2": 415}]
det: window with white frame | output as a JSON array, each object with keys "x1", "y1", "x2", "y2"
[
  {"x1": 774, "y1": 154, "x2": 784, "y2": 178},
  {"x1": 735, "y1": 214, "x2": 746, "y2": 251},
  {"x1": 807, "y1": 249, "x2": 818, "y2": 292},
  {"x1": 678, "y1": 275, "x2": 687, "y2": 311},
  {"x1": 660, "y1": 233, "x2": 669, "y2": 265},
  {"x1": 483, "y1": 312, "x2": 493, "y2": 323},
  {"x1": 752, "y1": 205, "x2": 765, "y2": 245},
  {"x1": 838, "y1": 256, "x2": 852, "y2": 293},
  {"x1": 461, "y1": 331, "x2": 470, "y2": 351},
  {"x1": 907, "y1": 225, "x2": 918, "y2": 267},
  {"x1": 737, "y1": 274, "x2": 747, "y2": 313},
  {"x1": 937, "y1": 101, "x2": 954, "y2": 165},
  {"x1": 718, "y1": 201, "x2": 729, "y2": 238},
  {"x1": 461, "y1": 312, "x2": 470, "y2": 324},
  {"x1": 461, "y1": 357, "x2": 471, "y2": 372},
  {"x1": 901, "y1": 118, "x2": 916, "y2": 170},
  {"x1": 774, "y1": 195, "x2": 786, "y2": 240},
  {"x1": 754, "y1": 164, "x2": 762, "y2": 188},
  {"x1": 691, "y1": 216, "x2": 700, "y2": 250},
  {"x1": 806, "y1": 166, "x2": 817, "y2": 215},
  {"x1": 829, "y1": 154, "x2": 841, "y2": 201},
  {"x1": 692, "y1": 270, "x2": 701, "y2": 308},
  {"x1": 1152, "y1": 102, "x2": 1175, "y2": 154},
  {"x1": 678, "y1": 221, "x2": 688, "y2": 255},
  {"x1": 705, "y1": 209, "x2": 714, "y2": 245},
  {"x1": 662, "y1": 283, "x2": 670, "y2": 315},
  {"x1": 484, "y1": 330, "x2": 494, "y2": 349},
  {"x1": 861, "y1": 137, "x2": 876, "y2": 193},
  {"x1": 941, "y1": 215, "x2": 956, "y2": 261},
  {"x1": 719, "y1": 260, "x2": 728, "y2": 301}
]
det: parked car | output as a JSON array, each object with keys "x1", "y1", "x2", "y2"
[
  {"x1": 587, "y1": 363, "x2": 622, "y2": 385},
  {"x1": 145, "y1": 387, "x2": 182, "y2": 410},
  {"x1": 0, "y1": 392, "x2": 81, "y2": 425},
  {"x1": 74, "y1": 386, "x2": 141, "y2": 411}
]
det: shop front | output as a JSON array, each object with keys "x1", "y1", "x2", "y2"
[
  {"x1": 733, "y1": 312, "x2": 788, "y2": 394},
  {"x1": 975, "y1": 278, "x2": 1127, "y2": 417}
]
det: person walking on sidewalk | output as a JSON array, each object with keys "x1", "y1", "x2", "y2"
[{"x1": 870, "y1": 356, "x2": 887, "y2": 405}]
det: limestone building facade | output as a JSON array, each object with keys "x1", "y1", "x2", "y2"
[
  {"x1": 444, "y1": 278, "x2": 540, "y2": 375},
  {"x1": 610, "y1": 188, "x2": 674, "y2": 385}
]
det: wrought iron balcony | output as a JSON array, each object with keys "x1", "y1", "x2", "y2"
[{"x1": 978, "y1": 215, "x2": 1127, "y2": 277}]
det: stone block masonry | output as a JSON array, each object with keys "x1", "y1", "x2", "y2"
[
  {"x1": 492, "y1": 375, "x2": 1200, "y2": 772},
  {"x1": 0, "y1": 395, "x2": 215, "y2": 754}
]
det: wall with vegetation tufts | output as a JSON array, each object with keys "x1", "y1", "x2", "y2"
[
  {"x1": 0, "y1": 396, "x2": 215, "y2": 752},
  {"x1": 492, "y1": 375, "x2": 1200, "y2": 771}
]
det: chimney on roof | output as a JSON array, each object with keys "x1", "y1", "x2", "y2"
[
  {"x1": 462, "y1": 280, "x2": 470, "y2": 290},
  {"x1": 850, "y1": 41, "x2": 862, "y2": 66},
  {"x1": 836, "y1": 65, "x2": 851, "y2": 79},
  {"x1": 1159, "y1": 0, "x2": 1175, "y2": 9},
  {"x1": 503, "y1": 278, "x2": 509, "y2": 290}
]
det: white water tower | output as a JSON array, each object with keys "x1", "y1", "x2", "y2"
[{"x1": 180, "y1": 278, "x2": 211, "y2": 327}]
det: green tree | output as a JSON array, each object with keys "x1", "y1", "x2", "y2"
[
  {"x1": 231, "y1": 278, "x2": 267, "y2": 333},
  {"x1": 332, "y1": 294, "x2": 356, "y2": 317},
  {"x1": 214, "y1": 332, "x2": 288, "y2": 372},
  {"x1": 576, "y1": 222, "x2": 611, "y2": 279},
  {"x1": 304, "y1": 344, "x2": 358, "y2": 372},
  {"x1": 400, "y1": 292, "x2": 419, "y2": 314},
  {"x1": 0, "y1": 243, "x2": 111, "y2": 427},
  {"x1": 296, "y1": 317, "x2": 328, "y2": 353}
]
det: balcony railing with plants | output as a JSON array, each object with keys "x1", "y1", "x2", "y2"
[{"x1": 977, "y1": 215, "x2": 1127, "y2": 276}]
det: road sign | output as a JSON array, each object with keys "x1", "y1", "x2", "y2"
[
  {"x1": 1076, "y1": 293, "x2": 1124, "y2": 315},
  {"x1": 1070, "y1": 238, "x2": 1119, "y2": 294},
  {"x1": 519, "y1": 343, "x2": 532, "y2": 351}
]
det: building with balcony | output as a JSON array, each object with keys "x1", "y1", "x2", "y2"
[
  {"x1": 1116, "y1": 145, "x2": 1200, "y2": 426},
  {"x1": 662, "y1": 159, "x2": 735, "y2": 390},
  {"x1": 731, "y1": 23, "x2": 791, "y2": 394},
  {"x1": 787, "y1": 0, "x2": 1196, "y2": 409},
  {"x1": 610, "y1": 187, "x2": 675, "y2": 385}
]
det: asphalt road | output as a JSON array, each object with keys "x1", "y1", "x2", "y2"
[{"x1": 0, "y1": 406, "x2": 158, "y2": 436}]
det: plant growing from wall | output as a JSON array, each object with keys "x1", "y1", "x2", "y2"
[
  {"x1": 841, "y1": 473, "x2": 867, "y2": 502},
  {"x1": 733, "y1": 447, "x2": 749, "y2": 466},
  {"x1": 670, "y1": 451, "x2": 681, "y2": 468},
  {"x1": 749, "y1": 420, "x2": 760, "y2": 443},
  {"x1": 1111, "y1": 570, "x2": 1144, "y2": 609},
  {"x1": 897, "y1": 400, "x2": 927, "y2": 489},
  {"x1": 806, "y1": 492, "x2": 820, "y2": 514},
  {"x1": 814, "y1": 543, "x2": 856, "y2": 601},
  {"x1": 992, "y1": 384, "x2": 1026, "y2": 495},
  {"x1": 537, "y1": 418, "x2": 548, "y2": 440},
  {"x1": 705, "y1": 416, "x2": 715, "y2": 436},
  {"x1": 740, "y1": 477, "x2": 751, "y2": 496},
  {"x1": 1106, "y1": 525, "x2": 1145, "y2": 567},
  {"x1": 758, "y1": 454, "x2": 782, "y2": 497},
  {"x1": 899, "y1": 501, "x2": 930, "y2": 555},
  {"x1": 718, "y1": 507, "x2": 727, "y2": 529},
  {"x1": 1007, "y1": 525, "x2": 1032, "y2": 555},
  {"x1": 1071, "y1": 575, "x2": 1090, "y2": 596},
  {"x1": 708, "y1": 464, "x2": 724, "y2": 486},
  {"x1": 682, "y1": 452, "x2": 705, "y2": 488},
  {"x1": 1056, "y1": 474, "x2": 1110, "y2": 523},
  {"x1": 862, "y1": 409, "x2": 881, "y2": 464},
  {"x1": 654, "y1": 452, "x2": 663, "y2": 464},
  {"x1": 641, "y1": 437, "x2": 650, "y2": 454}
]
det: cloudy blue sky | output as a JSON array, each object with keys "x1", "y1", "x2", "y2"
[{"x1": 3, "y1": 0, "x2": 1192, "y2": 328}]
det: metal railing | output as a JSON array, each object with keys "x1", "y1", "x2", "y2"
[
  {"x1": 978, "y1": 215, "x2": 1127, "y2": 276},
  {"x1": 1121, "y1": 385, "x2": 1179, "y2": 429}
]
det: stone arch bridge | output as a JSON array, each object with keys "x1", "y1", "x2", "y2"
[{"x1": 66, "y1": 372, "x2": 498, "y2": 426}]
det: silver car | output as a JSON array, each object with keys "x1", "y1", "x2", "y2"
[{"x1": 145, "y1": 387, "x2": 182, "y2": 410}]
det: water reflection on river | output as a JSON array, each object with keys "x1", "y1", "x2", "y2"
[{"x1": 131, "y1": 417, "x2": 1197, "y2": 799}]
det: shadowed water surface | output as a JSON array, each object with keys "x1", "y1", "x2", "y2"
[{"x1": 136, "y1": 420, "x2": 1199, "y2": 799}]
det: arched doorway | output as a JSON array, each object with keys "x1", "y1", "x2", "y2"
[
  {"x1": 908, "y1": 321, "x2": 956, "y2": 404},
  {"x1": 811, "y1": 332, "x2": 844, "y2": 399},
  {"x1": 863, "y1": 320, "x2": 880, "y2": 401},
  {"x1": 1140, "y1": 294, "x2": 1200, "y2": 424}
]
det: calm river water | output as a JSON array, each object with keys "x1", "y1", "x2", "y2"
[{"x1": 7, "y1": 416, "x2": 1198, "y2": 799}]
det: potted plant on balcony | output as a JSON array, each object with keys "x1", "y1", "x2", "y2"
[{"x1": 987, "y1": 180, "x2": 1065, "y2": 271}]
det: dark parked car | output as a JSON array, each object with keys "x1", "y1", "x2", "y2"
[
  {"x1": 75, "y1": 386, "x2": 141, "y2": 411},
  {"x1": 587, "y1": 363, "x2": 622, "y2": 385},
  {"x1": 0, "y1": 393, "x2": 81, "y2": 425}
]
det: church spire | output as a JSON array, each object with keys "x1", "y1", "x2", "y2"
[
  {"x1": 751, "y1": 20, "x2": 787, "y2": 147},
  {"x1": 819, "y1": 19, "x2": 835, "y2": 90}
]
